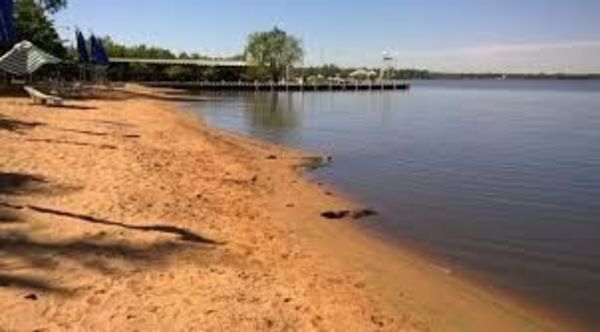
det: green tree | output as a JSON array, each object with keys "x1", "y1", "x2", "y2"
[
  {"x1": 244, "y1": 27, "x2": 303, "y2": 81},
  {"x1": 164, "y1": 65, "x2": 192, "y2": 81},
  {"x1": 102, "y1": 37, "x2": 177, "y2": 59},
  {"x1": 35, "y1": 0, "x2": 67, "y2": 13},
  {"x1": 14, "y1": 0, "x2": 66, "y2": 57}
]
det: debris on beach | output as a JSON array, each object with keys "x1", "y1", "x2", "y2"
[
  {"x1": 352, "y1": 209, "x2": 378, "y2": 219},
  {"x1": 321, "y1": 210, "x2": 351, "y2": 219},
  {"x1": 321, "y1": 208, "x2": 378, "y2": 220},
  {"x1": 300, "y1": 155, "x2": 333, "y2": 171}
]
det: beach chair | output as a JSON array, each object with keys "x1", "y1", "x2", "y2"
[{"x1": 23, "y1": 86, "x2": 64, "y2": 106}]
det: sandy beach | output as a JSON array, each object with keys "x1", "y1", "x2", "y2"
[{"x1": 0, "y1": 86, "x2": 582, "y2": 331}]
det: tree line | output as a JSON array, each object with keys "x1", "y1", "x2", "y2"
[
  {"x1": 4, "y1": 2, "x2": 598, "y2": 82},
  {"x1": 101, "y1": 37, "x2": 244, "y2": 62}
]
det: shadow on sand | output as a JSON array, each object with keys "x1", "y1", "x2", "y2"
[
  {"x1": 0, "y1": 171, "x2": 220, "y2": 295},
  {"x1": 67, "y1": 87, "x2": 208, "y2": 102},
  {"x1": 0, "y1": 114, "x2": 45, "y2": 134},
  {"x1": 27, "y1": 205, "x2": 221, "y2": 244},
  {"x1": 0, "y1": 230, "x2": 204, "y2": 295},
  {"x1": 0, "y1": 172, "x2": 47, "y2": 196},
  {"x1": 22, "y1": 138, "x2": 118, "y2": 150},
  {"x1": 46, "y1": 104, "x2": 98, "y2": 111}
]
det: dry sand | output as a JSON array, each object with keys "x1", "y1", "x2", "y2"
[{"x1": 0, "y1": 86, "x2": 583, "y2": 331}]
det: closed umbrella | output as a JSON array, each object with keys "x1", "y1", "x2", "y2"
[
  {"x1": 96, "y1": 38, "x2": 109, "y2": 66},
  {"x1": 90, "y1": 35, "x2": 109, "y2": 66},
  {"x1": 0, "y1": 40, "x2": 61, "y2": 76},
  {"x1": 76, "y1": 29, "x2": 89, "y2": 63},
  {"x1": 0, "y1": 0, "x2": 16, "y2": 44}
]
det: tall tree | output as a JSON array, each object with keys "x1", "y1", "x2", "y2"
[
  {"x1": 13, "y1": 0, "x2": 66, "y2": 57},
  {"x1": 35, "y1": 0, "x2": 67, "y2": 13},
  {"x1": 244, "y1": 27, "x2": 303, "y2": 81}
]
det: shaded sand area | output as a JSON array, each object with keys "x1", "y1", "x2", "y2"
[{"x1": 0, "y1": 86, "x2": 582, "y2": 331}]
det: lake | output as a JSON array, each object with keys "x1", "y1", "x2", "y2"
[{"x1": 184, "y1": 80, "x2": 600, "y2": 327}]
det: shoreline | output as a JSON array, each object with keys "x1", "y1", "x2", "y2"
[
  {"x1": 0, "y1": 85, "x2": 586, "y2": 331},
  {"x1": 179, "y1": 90, "x2": 586, "y2": 331},
  {"x1": 181, "y1": 90, "x2": 591, "y2": 332},
  {"x1": 220, "y1": 135, "x2": 588, "y2": 332}
]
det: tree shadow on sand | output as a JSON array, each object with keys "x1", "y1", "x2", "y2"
[
  {"x1": 0, "y1": 230, "x2": 206, "y2": 295},
  {"x1": 22, "y1": 138, "x2": 118, "y2": 150},
  {"x1": 26, "y1": 205, "x2": 220, "y2": 244},
  {"x1": 0, "y1": 171, "x2": 221, "y2": 295},
  {"x1": 70, "y1": 87, "x2": 208, "y2": 102},
  {"x1": 51, "y1": 104, "x2": 98, "y2": 111},
  {"x1": 0, "y1": 172, "x2": 47, "y2": 196},
  {"x1": 0, "y1": 114, "x2": 45, "y2": 134},
  {"x1": 0, "y1": 207, "x2": 22, "y2": 224}
]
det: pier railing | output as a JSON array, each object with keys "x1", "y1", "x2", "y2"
[{"x1": 142, "y1": 80, "x2": 410, "y2": 91}]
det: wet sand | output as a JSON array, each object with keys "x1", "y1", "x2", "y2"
[{"x1": 0, "y1": 86, "x2": 583, "y2": 331}]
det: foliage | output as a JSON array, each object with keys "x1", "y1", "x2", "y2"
[
  {"x1": 102, "y1": 38, "x2": 248, "y2": 81},
  {"x1": 164, "y1": 65, "x2": 192, "y2": 81},
  {"x1": 244, "y1": 27, "x2": 303, "y2": 81},
  {"x1": 102, "y1": 37, "x2": 177, "y2": 59},
  {"x1": 102, "y1": 38, "x2": 236, "y2": 61},
  {"x1": 13, "y1": 0, "x2": 66, "y2": 57},
  {"x1": 35, "y1": 0, "x2": 67, "y2": 13},
  {"x1": 242, "y1": 65, "x2": 271, "y2": 81}
]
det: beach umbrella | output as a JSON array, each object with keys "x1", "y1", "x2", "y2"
[
  {"x1": 96, "y1": 38, "x2": 110, "y2": 66},
  {"x1": 0, "y1": 0, "x2": 16, "y2": 44},
  {"x1": 75, "y1": 29, "x2": 89, "y2": 64},
  {"x1": 0, "y1": 40, "x2": 61, "y2": 76},
  {"x1": 90, "y1": 35, "x2": 109, "y2": 66}
]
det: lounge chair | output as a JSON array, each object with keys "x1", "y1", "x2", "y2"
[{"x1": 24, "y1": 86, "x2": 64, "y2": 106}]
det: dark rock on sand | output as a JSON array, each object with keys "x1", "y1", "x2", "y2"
[
  {"x1": 321, "y1": 210, "x2": 351, "y2": 219},
  {"x1": 321, "y1": 208, "x2": 378, "y2": 220},
  {"x1": 352, "y1": 209, "x2": 378, "y2": 219},
  {"x1": 300, "y1": 155, "x2": 333, "y2": 171},
  {"x1": 24, "y1": 293, "x2": 38, "y2": 301}
]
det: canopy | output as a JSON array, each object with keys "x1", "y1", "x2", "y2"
[
  {"x1": 0, "y1": 40, "x2": 61, "y2": 76},
  {"x1": 349, "y1": 68, "x2": 375, "y2": 78},
  {"x1": 0, "y1": 0, "x2": 15, "y2": 43}
]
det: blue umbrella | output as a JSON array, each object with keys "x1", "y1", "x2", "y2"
[
  {"x1": 0, "y1": 0, "x2": 16, "y2": 44},
  {"x1": 96, "y1": 37, "x2": 110, "y2": 66},
  {"x1": 90, "y1": 34, "x2": 109, "y2": 66},
  {"x1": 75, "y1": 29, "x2": 89, "y2": 63}
]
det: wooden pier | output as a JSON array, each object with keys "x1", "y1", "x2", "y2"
[{"x1": 143, "y1": 81, "x2": 410, "y2": 92}]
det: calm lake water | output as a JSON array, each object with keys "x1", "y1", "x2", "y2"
[{"x1": 185, "y1": 80, "x2": 600, "y2": 327}]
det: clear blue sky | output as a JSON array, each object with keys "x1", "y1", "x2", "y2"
[{"x1": 55, "y1": 0, "x2": 600, "y2": 73}]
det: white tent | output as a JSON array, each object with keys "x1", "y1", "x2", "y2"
[
  {"x1": 0, "y1": 41, "x2": 61, "y2": 76},
  {"x1": 349, "y1": 68, "x2": 369, "y2": 78},
  {"x1": 349, "y1": 68, "x2": 377, "y2": 79}
]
